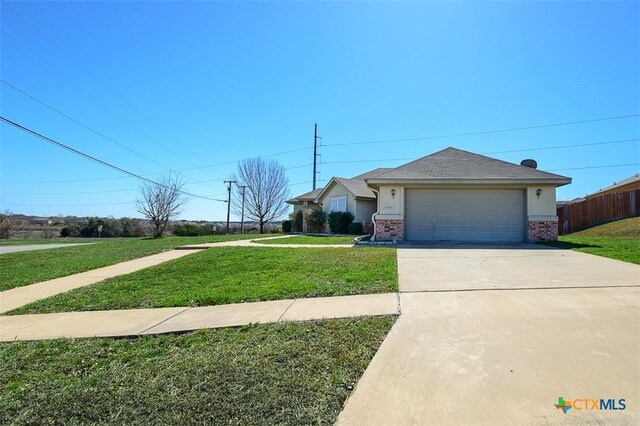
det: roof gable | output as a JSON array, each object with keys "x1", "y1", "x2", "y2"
[
  {"x1": 368, "y1": 147, "x2": 571, "y2": 184},
  {"x1": 315, "y1": 176, "x2": 377, "y2": 202}
]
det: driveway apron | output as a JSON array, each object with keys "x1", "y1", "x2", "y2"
[{"x1": 338, "y1": 244, "x2": 640, "y2": 425}]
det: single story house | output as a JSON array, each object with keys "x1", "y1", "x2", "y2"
[
  {"x1": 288, "y1": 147, "x2": 571, "y2": 242},
  {"x1": 287, "y1": 168, "x2": 391, "y2": 231},
  {"x1": 366, "y1": 147, "x2": 571, "y2": 242}
]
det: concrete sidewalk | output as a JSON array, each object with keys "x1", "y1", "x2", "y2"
[
  {"x1": 0, "y1": 249, "x2": 198, "y2": 314},
  {"x1": 0, "y1": 293, "x2": 399, "y2": 341}
]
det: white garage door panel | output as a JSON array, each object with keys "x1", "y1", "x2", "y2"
[{"x1": 405, "y1": 189, "x2": 525, "y2": 242}]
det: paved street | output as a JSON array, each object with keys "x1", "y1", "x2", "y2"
[{"x1": 0, "y1": 243, "x2": 93, "y2": 254}]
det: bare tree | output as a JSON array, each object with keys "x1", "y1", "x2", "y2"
[
  {"x1": 232, "y1": 158, "x2": 290, "y2": 234},
  {"x1": 136, "y1": 176, "x2": 188, "y2": 238}
]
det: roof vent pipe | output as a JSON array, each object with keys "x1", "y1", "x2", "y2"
[{"x1": 520, "y1": 159, "x2": 538, "y2": 169}]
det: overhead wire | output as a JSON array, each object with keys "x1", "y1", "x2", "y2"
[
  {"x1": 2, "y1": 30, "x2": 202, "y2": 168},
  {"x1": 320, "y1": 138, "x2": 639, "y2": 165},
  {"x1": 323, "y1": 114, "x2": 640, "y2": 147},
  {"x1": 0, "y1": 116, "x2": 228, "y2": 202}
]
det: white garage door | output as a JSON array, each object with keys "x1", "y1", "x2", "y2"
[{"x1": 404, "y1": 189, "x2": 526, "y2": 242}]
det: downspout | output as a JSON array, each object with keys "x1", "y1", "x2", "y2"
[{"x1": 370, "y1": 187, "x2": 380, "y2": 242}]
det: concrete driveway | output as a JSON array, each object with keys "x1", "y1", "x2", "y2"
[
  {"x1": 398, "y1": 243, "x2": 640, "y2": 291},
  {"x1": 338, "y1": 244, "x2": 640, "y2": 425}
]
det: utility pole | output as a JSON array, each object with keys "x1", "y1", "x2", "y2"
[
  {"x1": 224, "y1": 180, "x2": 236, "y2": 234},
  {"x1": 239, "y1": 185, "x2": 249, "y2": 234},
  {"x1": 313, "y1": 123, "x2": 320, "y2": 190}
]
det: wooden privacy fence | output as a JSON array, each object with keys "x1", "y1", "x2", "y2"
[{"x1": 557, "y1": 189, "x2": 639, "y2": 235}]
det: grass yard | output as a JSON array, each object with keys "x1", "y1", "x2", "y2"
[
  {"x1": 0, "y1": 316, "x2": 395, "y2": 425},
  {"x1": 0, "y1": 235, "x2": 269, "y2": 291},
  {"x1": 255, "y1": 235, "x2": 356, "y2": 245},
  {"x1": 544, "y1": 217, "x2": 640, "y2": 265},
  {"x1": 9, "y1": 246, "x2": 398, "y2": 315}
]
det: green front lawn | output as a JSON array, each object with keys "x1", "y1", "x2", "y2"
[
  {"x1": 544, "y1": 218, "x2": 640, "y2": 265},
  {"x1": 9, "y1": 246, "x2": 398, "y2": 315},
  {"x1": 546, "y1": 237, "x2": 640, "y2": 265},
  {"x1": 0, "y1": 235, "x2": 268, "y2": 291},
  {"x1": 0, "y1": 316, "x2": 395, "y2": 425},
  {"x1": 255, "y1": 235, "x2": 356, "y2": 245}
]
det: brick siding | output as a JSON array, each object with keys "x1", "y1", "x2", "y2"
[
  {"x1": 375, "y1": 219, "x2": 404, "y2": 241},
  {"x1": 528, "y1": 221, "x2": 558, "y2": 242}
]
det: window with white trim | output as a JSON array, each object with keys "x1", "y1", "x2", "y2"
[{"x1": 329, "y1": 195, "x2": 347, "y2": 212}]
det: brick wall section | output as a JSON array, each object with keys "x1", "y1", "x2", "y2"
[
  {"x1": 528, "y1": 221, "x2": 558, "y2": 242},
  {"x1": 302, "y1": 201, "x2": 309, "y2": 234},
  {"x1": 375, "y1": 219, "x2": 404, "y2": 241}
]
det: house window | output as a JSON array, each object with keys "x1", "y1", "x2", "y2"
[{"x1": 329, "y1": 195, "x2": 347, "y2": 212}]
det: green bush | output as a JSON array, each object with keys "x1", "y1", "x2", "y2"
[
  {"x1": 173, "y1": 224, "x2": 201, "y2": 236},
  {"x1": 305, "y1": 209, "x2": 326, "y2": 233},
  {"x1": 348, "y1": 222, "x2": 363, "y2": 235},
  {"x1": 80, "y1": 217, "x2": 121, "y2": 238},
  {"x1": 60, "y1": 226, "x2": 80, "y2": 238},
  {"x1": 328, "y1": 212, "x2": 354, "y2": 234},
  {"x1": 282, "y1": 220, "x2": 292, "y2": 233},
  {"x1": 290, "y1": 210, "x2": 303, "y2": 233}
]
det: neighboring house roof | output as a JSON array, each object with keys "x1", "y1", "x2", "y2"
[
  {"x1": 366, "y1": 147, "x2": 571, "y2": 186},
  {"x1": 586, "y1": 173, "x2": 640, "y2": 198},
  {"x1": 286, "y1": 188, "x2": 323, "y2": 204}
]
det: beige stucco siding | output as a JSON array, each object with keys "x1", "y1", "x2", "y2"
[
  {"x1": 526, "y1": 186, "x2": 557, "y2": 221},
  {"x1": 319, "y1": 181, "x2": 357, "y2": 217},
  {"x1": 376, "y1": 185, "x2": 404, "y2": 220},
  {"x1": 355, "y1": 199, "x2": 377, "y2": 223}
]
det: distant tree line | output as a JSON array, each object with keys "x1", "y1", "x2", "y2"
[{"x1": 60, "y1": 217, "x2": 148, "y2": 238}]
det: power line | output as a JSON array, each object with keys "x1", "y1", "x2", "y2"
[
  {"x1": 5, "y1": 4, "x2": 204, "y2": 162},
  {"x1": 2, "y1": 80, "x2": 178, "y2": 174},
  {"x1": 320, "y1": 138, "x2": 639, "y2": 165},
  {"x1": 2, "y1": 30, "x2": 201, "y2": 168},
  {"x1": 323, "y1": 114, "x2": 640, "y2": 147},
  {"x1": 1, "y1": 163, "x2": 312, "y2": 186},
  {"x1": 3, "y1": 79, "x2": 224, "y2": 191},
  {"x1": 1, "y1": 202, "x2": 133, "y2": 207},
  {"x1": 176, "y1": 147, "x2": 311, "y2": 172},
  {"x1": 0, "y1": 116, "x2": 227, "y2": 202},
  {"x1": 2, "y1": 188, "x2": 138, "y2": 196},
  {"x1": 549, "y1": 163, "x2": 640, "y2": 172},
  {"x1": 482, "y1": 138, "x2": 640, "y2": 155}
]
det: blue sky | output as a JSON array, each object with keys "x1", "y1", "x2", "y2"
[{"x1": 1, "y1": 1, "x2": 638, "y2": 221}]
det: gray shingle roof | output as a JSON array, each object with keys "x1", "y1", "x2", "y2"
[
  {"x1": 332, "y1": 177, "x2": 377, "y2": 199},
  {"x1": 367, "y1": 147, "x2": 571, "y2": 184},
  {"x1": 351, "y1": 168, "x2": 394, "y2": 180},
  {"x1": 286, "y1": 187, "x2": 323, "y2": 204},
  {"x1": 289, "y1": 167, "x2": 391, "y2": 203}
]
